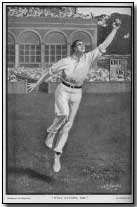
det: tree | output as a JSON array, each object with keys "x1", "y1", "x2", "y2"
[{"x1": 97, "y1": 13, "x2": 131, "y2": 55}]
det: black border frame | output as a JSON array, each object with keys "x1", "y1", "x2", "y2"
[{"x1": 2, "y1": 1, "x2": 135, "y2": 205}]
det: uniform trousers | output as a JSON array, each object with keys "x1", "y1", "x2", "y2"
[{"x1": 46, "y1": 82, "x2": 82, "y2": 153}]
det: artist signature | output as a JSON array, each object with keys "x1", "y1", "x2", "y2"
[{"x1": 100, "y1": 184, "x2": 122, "y2": 191}]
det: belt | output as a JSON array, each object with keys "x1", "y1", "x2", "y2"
[{"x1": 62, "y1": 81, "x2": 82, "y2": 89}]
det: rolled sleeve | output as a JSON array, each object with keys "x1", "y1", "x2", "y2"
[
  {"x1": 87, "y1": 44, "x2": 106, "y2": 64},
  {"x1": 49, "y1": 58, "x2": 67, "y2": 75},
  {"x1": 98, "y1": 44, "x2": 106, "y2": 54}
]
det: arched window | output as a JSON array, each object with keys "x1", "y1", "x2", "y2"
[
  {"x1": 71, "y1": 31, "x2": 92, "y2": 53},
  {"x1": 7, "y1": 33, "x2": 15, "y2": 67},
  {"x1": 18, "y1": 31, "x2": 41, "y2": 67},
  {"x1": 44, "y1": 32, "x2": 67, "y2": 64}
]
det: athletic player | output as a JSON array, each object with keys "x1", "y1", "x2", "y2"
[{"x1": 27, "y1": 19, "x2": 121, "y2": 172}]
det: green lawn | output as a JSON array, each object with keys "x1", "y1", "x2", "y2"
[{"x1": 7, "y1": 92, "x2": 132, "y2": 194}]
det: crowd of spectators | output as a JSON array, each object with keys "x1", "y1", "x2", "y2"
[
  {"x1": 8, "y1": 67, "x2": 123, "y2": 82},
  {"x1": 8, "y1": 66, "x2": 131, "y2": 82},
  {"x1": 8, "y1": 7, "x2": 94, "y2": 19},
  {"x1": 8, "y1": 67, "x2": 42, "y2": 82}
]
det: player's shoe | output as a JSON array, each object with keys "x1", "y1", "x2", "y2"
[{"x1": 53, "y1": 153, "x2": 61, "y2": 172}]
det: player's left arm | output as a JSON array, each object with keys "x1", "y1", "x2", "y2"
[
  {"x1": 87, "y1": 19, "x2": 121, "y2": 64},
  {"x1": 99, "y1": 19, "x2": 121, "y2": 53}
]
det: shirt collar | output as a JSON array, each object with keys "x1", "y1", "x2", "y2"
[{"x1": 71, "y1": 54, "x2": 84, "y2": 61}]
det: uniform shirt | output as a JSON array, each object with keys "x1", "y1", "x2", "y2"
[{"x1": 49, "y1": 44, "x2": 106, "y2": 86}]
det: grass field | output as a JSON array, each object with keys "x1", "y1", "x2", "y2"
[{"x1": 7, "y1": 92, "x2": 132, "y2": 194}]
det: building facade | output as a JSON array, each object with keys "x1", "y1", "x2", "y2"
[
  {"x1": 7, "y1": 7, "x2": 131, "y2": 88},
  {"x1": 7, "y1": 7, "x2": 97, "y2": 70}
]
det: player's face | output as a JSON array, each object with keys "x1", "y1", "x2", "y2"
[{"x1": 75, "y1": 41, "x2": 85, "y2": 53}]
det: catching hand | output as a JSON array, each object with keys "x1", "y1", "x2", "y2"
[
  {"x1": 113, "y1": 18, "x2": 121, "y2": 30},
  {"x1": 27, "y1": 82, "x2": 39, "y2": 93}
]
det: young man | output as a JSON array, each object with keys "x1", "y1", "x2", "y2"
[{"x1": 28, "y1": 19, "x2": 121, "y2": 173}]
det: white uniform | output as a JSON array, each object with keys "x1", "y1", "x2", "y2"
[{"x1": 46, "y1": 44, "x2": 106, "y2": 153}]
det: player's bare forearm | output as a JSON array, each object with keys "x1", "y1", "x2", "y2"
[
  {"x1": 101, "y1": 19, "x2": 121, "y2": 50},
  {"x1": 27, "y1": 70, "x2": 51, "y2": 93},
  {"x1": 101, "y1": 28, "x2": 117, "y2": 50},
  {"x1": 36, "y1": 70, "x2": 50, "y2": 87}
]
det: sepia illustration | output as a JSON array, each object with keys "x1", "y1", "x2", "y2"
[{"x1": 3, "y1": 2, "x2": 134, "y2": 204}]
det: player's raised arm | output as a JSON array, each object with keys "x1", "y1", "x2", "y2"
[
  {"x1": 99, "y1": 19, "x2": 121, "y2": 51},
  {"x1": 87, "y1": 19, "x2": 121, "y2": 64}
]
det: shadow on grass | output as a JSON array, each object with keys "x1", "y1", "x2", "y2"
[{"x1": 8, "y1": 167, "x2": 54, "y2": 184}]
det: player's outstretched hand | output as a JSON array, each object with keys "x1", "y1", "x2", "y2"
[
  {"x1": 27, "y1": 82, "x2": 39, "y2": 93},
  {"x1": 113, "y1": 18, "x2": 121, "y2": 30}
]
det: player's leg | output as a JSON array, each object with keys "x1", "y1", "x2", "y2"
[
  {"x1": 54, "y1": 92, "x2": 82, "y2": 154},
  {"x1": 46, "y1": 115, "x2": 66, "y2": 149},
  {"x1": 45, "y1": 84, "x2": 69, "y2": 149},
  {"x1": 53, "y1": 90, "x2": 82, "y2": 172}
]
